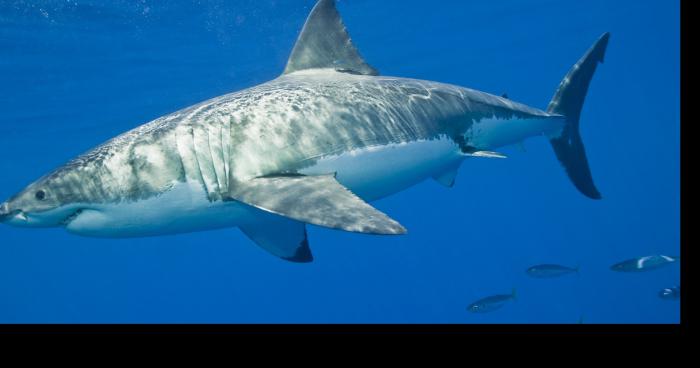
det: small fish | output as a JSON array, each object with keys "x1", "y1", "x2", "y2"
[
  {"x1": 658, "y1": 286, "x2": 680, "y2": 300},
  {"x1": 610, "y1": 255, "x2": 679, "y2": 272},
  {"x1": 526, "y1": 264, "x2": 579, "y2": 278},
  {"x1": 467, "y1": 289, "x2": 516, "y2": 313}
]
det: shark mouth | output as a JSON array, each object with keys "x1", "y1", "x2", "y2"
[
  {"x1": 0, "y1": 209, "x2": 23, "y2": 223},
  {"x1": 61, "y1": 209, "x2": 84, "y2": 226}
]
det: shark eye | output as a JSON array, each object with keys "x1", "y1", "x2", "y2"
[{"x1": 35, "y1": 190, "x2": 46, "y2": 201}]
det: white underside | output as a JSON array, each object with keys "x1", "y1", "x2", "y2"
[
  {"x1": 300, "y1": 136, "x2": 463, "y2": 201},
  {"x1": 65, "y1": 182, "x2": 248, "y2": 238},
  {"x1": 465, "y1": 117, "x2": 565, "y2": 149},
  {"x1": 65, "y1": 137, "x2": 463, "y2": 237}
]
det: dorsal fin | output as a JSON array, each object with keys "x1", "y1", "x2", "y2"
[{"x1": 283, "y1": 0, "x2": 378, "y2": 76}]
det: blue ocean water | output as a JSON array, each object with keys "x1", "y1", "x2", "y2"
[{"x1": 0, "y1": 0, "x2": 679, "y2": 323}]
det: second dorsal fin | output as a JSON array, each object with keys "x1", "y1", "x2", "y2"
[{"x1": 283, "y1": 0, "x2": 378, "y2": 76}]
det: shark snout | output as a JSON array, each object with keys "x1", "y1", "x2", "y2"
[{"x1": 0, "y1": 201, "x2": 29, "y2": 224}]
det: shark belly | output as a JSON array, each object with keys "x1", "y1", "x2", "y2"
[
  {"x1": 66, "y1": 137, "x2": 463, "y2": 238},
  {"x1": 65, "y1": 181, "x2": 246, "y2": 238},
  {"x1": 299, "y1": 136, "x2": 463, "y2": 201}
]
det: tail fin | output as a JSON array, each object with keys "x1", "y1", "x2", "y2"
[
  {"x1": 547, "y1": 33, "x2": 610, "y2": 200},
  {"x1": 511, "y1": 288, "x2": 517, "y2": 301}
]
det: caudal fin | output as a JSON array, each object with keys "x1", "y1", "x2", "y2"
[{"x1": 547, "y1": 33, "x2": 610, "y2": 200}]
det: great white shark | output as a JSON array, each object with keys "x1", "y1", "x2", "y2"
[{"x1": 0, "y1": 0, "x2": 610, "y2": 262}]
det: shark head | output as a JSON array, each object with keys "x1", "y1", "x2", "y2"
[{"x1": 0, "y1": 168, "x2": 87, "y2": 228}]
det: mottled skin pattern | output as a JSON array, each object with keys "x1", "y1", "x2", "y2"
[{"x1": 8, "y1": 69, "x2": 558, "y2": 220}]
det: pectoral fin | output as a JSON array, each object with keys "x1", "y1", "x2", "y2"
[
  {"x1": 228, "y1": 174, "x2": 406, "y2": 235},
  {"x1": 239, "y1": 207, "x2": 312, "y2": 263}
]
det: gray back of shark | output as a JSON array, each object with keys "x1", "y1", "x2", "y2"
[{"x1": 0, "y1": 0, "x2": 610, "y2": 263}]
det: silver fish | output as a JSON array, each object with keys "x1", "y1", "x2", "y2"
[
  {"x1": 526, "y1": 264, "x2": 579, "y2": 278},
  {"x1": 610, "y1": 255, "x2": 679, "y2": 272},
  {"x1": 658, "y1": 286, "x2": 680, "y2": 300},
  {"x1": 467, "y1": 289, "x2": 517, "y2": 313}
]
